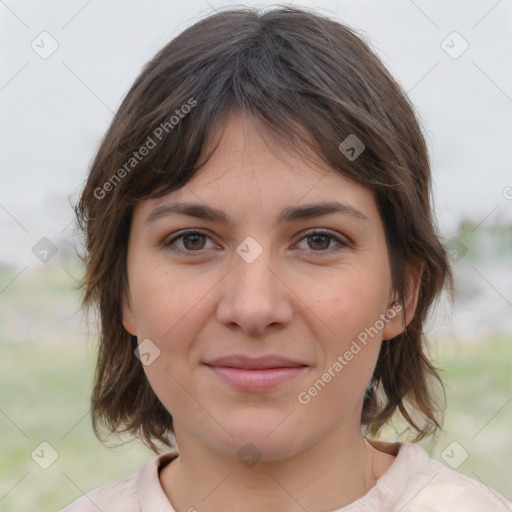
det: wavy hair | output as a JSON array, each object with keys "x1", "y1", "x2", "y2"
[{"x1": 75, "y1": 6, "x2": 454, "y2": 452}]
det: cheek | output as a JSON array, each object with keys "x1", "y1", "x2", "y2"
[
  {"x1": 306, "y1": 262, "x2": 391, "y2": 344},
  {"x1": 296, "y1": 271, "x2": 387, "y2": 416},
  {"x1": 130, "y1": 265, "x2": 207, "y2": 414},
  {"x1": 297, "y1": 258, "x2": 390, "y2": 397},
  {"x1": 129, "y1": 264, "x2": 216, "y2": 342}
]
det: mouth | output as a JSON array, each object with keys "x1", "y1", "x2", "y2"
[{"x1": 203, "y1": 354, "x2": 309, "y2": 391}]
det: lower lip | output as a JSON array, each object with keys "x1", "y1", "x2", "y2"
[{"x1": 205, "y1": 365, "x2": 307, "y2": 391}]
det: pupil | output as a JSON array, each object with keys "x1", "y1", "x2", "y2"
[
  {"x1": 185, "y1": 234, "x2": 204, "y2": 250},
  {"x1": 310, "y1": 235, "x2": 329, "y2": 250}
]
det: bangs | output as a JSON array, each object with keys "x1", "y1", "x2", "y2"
[
  {"x1": 97, "y1": 8, "x2": 408, "y2": 208},
  {"x1": 78, "y1": 7, "x2": 453, "y2": 449}
]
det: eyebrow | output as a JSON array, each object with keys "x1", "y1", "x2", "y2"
[{"x1": 144, "y1": 200, "x2": 369, "y2": 226}]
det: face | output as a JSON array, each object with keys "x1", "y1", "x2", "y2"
[{"x1": 122, "y1": 111, "x2": 412, "y2": 461}]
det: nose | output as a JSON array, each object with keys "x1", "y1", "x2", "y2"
[{"x1": 216, "y1": 242, "x2": 294, "y2": 336}]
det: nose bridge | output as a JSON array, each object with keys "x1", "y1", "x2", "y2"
[
  {"x1": 231, "y1": 234, "x2": 278, "y2": 294},
  {"x1": 216, "y1": 234, "x2": 292, "y2": 334}
]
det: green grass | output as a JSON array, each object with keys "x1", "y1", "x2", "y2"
[
  {"x1": 428, "y1": 335, "x2": 512, "y2": 494},
  {"x1": 1, "y1": 324, "x2": 153, "y2": 511},
  {"x1": 378, "y1": 334, "x2": 512, "y2": 497},
  {"x1": 0, "y1": 263, "x2": 154, "y2": 511},
  {"x1": 1, "y1": 264, "x2": 511, "y2": 510}
]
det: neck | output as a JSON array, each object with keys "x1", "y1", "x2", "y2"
[{"x1": 160, "y1": 425, "x2": 393, "y2": 512}]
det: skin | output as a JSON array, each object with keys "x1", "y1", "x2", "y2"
[{"x1": 122, "y1": 111, "x2": 420, "y2": 511}]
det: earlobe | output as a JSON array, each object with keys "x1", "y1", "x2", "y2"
[
  {"x1": 382, "y1": 265, "x2": 423, "y2": 340},
  {"x1": 403, "y1": 270, "x2": 422, "y2": 328},
  {"x1": 121, "y1": 293, "x2": 137, "y2": 336}
]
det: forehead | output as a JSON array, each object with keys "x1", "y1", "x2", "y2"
[
  {"x1": 134, "y1": 111, "x2": 379, "y2": 225},
  {"x1": 194, "y1": 112, "x2": 327, "y2": 188}
]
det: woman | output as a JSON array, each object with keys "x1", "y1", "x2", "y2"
[{"x1": 62, "y1": 6, "x2": 511, "y2": 511}]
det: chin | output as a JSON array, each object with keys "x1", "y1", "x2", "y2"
[{"x1": 203, "y1": 418, "x2": 312, "y2": 463}]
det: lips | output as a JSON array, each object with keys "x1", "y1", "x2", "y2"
[
  {"x1": 203, "y1": 354, "x2": 308, "y2": 391},
  {"x1": 204, "y1": 354, "x2": 307, "y2": 370}
]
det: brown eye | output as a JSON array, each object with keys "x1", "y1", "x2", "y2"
[
  {"x1": 306, "y1": 234, "x2": 331, "y2": 251},
  {"x1": 181, "y1": 233, "x2": 206, "y2": 250},
  {"x1": 295, "y1": 229, "x2": 348, "y2": 254},
  {"x1": 166, "y1": 230, "x2": 216, "y2": 253}
]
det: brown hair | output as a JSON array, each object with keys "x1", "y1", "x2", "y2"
[{"x1": 76, "y1": 6, "x2": 454, "y2": 452}]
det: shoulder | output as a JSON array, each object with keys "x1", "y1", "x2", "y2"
[
  {"x1": 59, "y1": 449, "x2": 180, "y2": 512},
  {"x1": 59, "y1": 472, "x2": 139, "y2": 512},
  {"x1": 395, "y1": 443, "x2": 512, "y2": 511}
]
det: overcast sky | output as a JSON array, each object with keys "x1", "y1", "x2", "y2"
[{"x1": 1, "y1": 0, "x2": 511, "y2": 266}]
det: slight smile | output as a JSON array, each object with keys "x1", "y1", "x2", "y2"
[{"x1": 203, "y1": 354, "x2": 309, "y2": 392}]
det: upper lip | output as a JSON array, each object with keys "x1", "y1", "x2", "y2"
[{"x1": 204, "y1": 354, "x2": 307, "y2": 370}]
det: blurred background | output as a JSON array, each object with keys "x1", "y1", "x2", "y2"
[{"x1": 1, "y1": 0, "x2": 511, "y2": 510}]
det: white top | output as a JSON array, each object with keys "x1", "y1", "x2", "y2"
[{"x1": 60, "y1": 441, "x2": 512, "y2": 511}]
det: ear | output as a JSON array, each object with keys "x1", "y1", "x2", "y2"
[
  {"x1": 382, "y1": 264, "x2": 423, "y2": 341},
  {"x1": 121, "y1": 291, "x2": 138, "y2": 336}
]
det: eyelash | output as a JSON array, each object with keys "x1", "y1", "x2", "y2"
[{"x1": 164, "y1": 228, "x2": 349, "y2": 257}]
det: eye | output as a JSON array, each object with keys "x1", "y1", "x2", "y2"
[
  {"x1": 164, "y1": 228, "x2": 348, "y2": 256},
  {"x1": 295, "y1": 229, "x2": 348, "y2": 254},
  {"x1": 165, "y1": 229, "x2": 217, "y2": 254}
]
